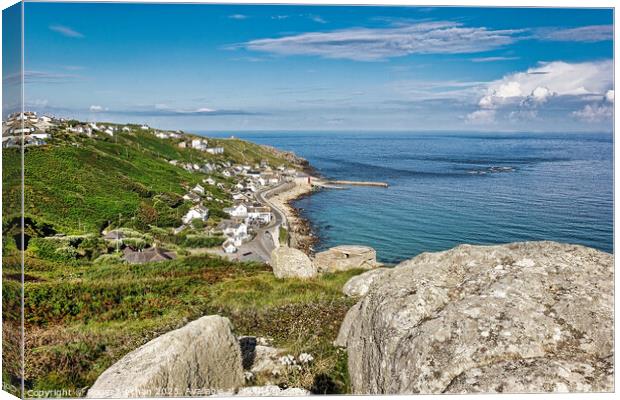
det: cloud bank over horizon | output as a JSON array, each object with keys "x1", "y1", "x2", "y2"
[{"x1": 14, "y1": 4, "x2": 615, "y2": 132}]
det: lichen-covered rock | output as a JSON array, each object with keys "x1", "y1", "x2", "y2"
[
  {"x1": 314, "y1": 245, "x2": 377, "y2": 273},
  {"x1": 87, "y1": 316, "x2": 244, "y2": 398},
  {"x1": 342, "y1": 267, "x2": 390, "y2": 297},
  {"x1": 341, "y1": 242, "x2": 613, "y2": 394},
  {"x1": 271, "y1": 246, "x2": 317, "y2": 279},
  {"x1": 238, "y1": 336, "x2": 282, "y2": 375},
  {"x1": 236, "y1": 385, "x2": 310, "y2": 396},
  {"x1": 334, "y1": 302, "x2": 362, "y2": 348}
]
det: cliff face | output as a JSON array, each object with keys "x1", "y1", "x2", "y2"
[{"x1": 338, "y1": 241, "x2": 613, "y2": 394}]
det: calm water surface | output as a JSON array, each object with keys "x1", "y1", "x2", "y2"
[{"x1": 207, "y1": 131, "x2": 613, "y2": 264}]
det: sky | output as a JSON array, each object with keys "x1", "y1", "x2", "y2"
[{"x1": 3, "y1": 2, "x2": 615, "y2": 132}]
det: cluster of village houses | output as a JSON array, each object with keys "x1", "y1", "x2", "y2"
[
  {"x1": 177, "y1": 160, "x2": 303, "y2": 254},
  {"x1": 2, "y1": 111, "x2": 224, "y2": 155},
  {"x1": 2, "y1": 111, "x2": 55, "y2": 147},
  {"x1": 3, "y1": 111, "x2": 309, "y2": 259}
]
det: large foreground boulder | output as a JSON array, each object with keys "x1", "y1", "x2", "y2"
[
  {"x1": 340, "y1": 242, "x2": 613, "y2": 394},
  {"x1": 342, "y1": 267, "x2": 389, "y2": 297},
  {"x1": 87, "y1": 316, "x2": 244, "y2": 398},
  {"x1": 271, "y1": 246, "x2": 317, "y2": 279},
  {"x1": 314, "y1": 245, "x2": 377, "y2": 273}
]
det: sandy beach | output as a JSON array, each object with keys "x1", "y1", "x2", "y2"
[{"x1": 267, "y1": 179, "x2": 318, "y2": 254}]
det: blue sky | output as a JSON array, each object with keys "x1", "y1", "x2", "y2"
[{"x1": 5, "y1": 3, "x2": 615, "y2": 131}]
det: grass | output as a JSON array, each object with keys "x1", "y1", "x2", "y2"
[
  {"x1": 2, "y1": 123, "x2": 327, "y2": 396},
  {"x1": 2, "y1": 127, "x2": 296, "y2": 236},
  {"x1": 279, "y1": 226, "x2": 289, "y2": 245},
  {"x1": 11, "y1": 251, "x2": 362, "y2": 396}
]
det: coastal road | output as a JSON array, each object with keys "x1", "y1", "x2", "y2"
[
  {"x1": 205, "y1": 182, "x2": 294, "y2": 263},
  {"x1": 255, "y1": 182, "x2": 294, "y2": 230}
]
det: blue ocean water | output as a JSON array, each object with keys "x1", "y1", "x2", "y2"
[{"x1": 207, "y1": 131, "x2": 613, "y2": 264}]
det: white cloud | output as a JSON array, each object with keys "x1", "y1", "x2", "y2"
[
  {"x1": 49, "y1": 25, "x2": 84, "y2": 38},
  {"x1": 465, "y1": 109, "x2": 496, "y2": 124},
  {"x1": 467, "y1": 60, "x2": 613, "y2": 123},
  {"x1": 466, "y1": 60, "x2": 613, "y2": 124},
  {"x1": 572, "y1": 104, "x2": 613, "y2": 122},
  {"x1": 471, "y1": 56, "x2": 520, "y2": 63},
  {"x1": 241, "y1": 21, "x2": 523, "y2": 61},
  {"x1": 228, "y1": 14, "x2": 248, "y2": 20},
  {"x1": 89, "y1": 105, "x2": 106, "y2": 112},
  {"x1": 572, "y1": 88, "x2": 614, "y2": 123},
  {"x1": 605, "y1": 90, "x2": 614, "y2": 103},
  {"x1": 536, "y1": 25, "x2": 613, "y2": 42}
]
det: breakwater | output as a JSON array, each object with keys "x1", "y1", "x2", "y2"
[{"x1": 325, "y1": 180, "x2": 389, "y2": 188}]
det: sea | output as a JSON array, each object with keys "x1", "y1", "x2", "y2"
[{"x1": 206, "y1": 131, "x2": 613, "y2": 264}]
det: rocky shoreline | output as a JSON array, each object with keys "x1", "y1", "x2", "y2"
[{"x1": 267, "y1": 179, "x2": 320, "y2": 255}]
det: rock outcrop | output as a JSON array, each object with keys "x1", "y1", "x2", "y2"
[
  {"x1": 314, "y1": 245, "x2": 377, "y2": 273},
  {"x1": 342, "y1": 267, "x2": 389, "y2": 297},
  {"x1": 271, "y1": 246, "x2": 317, "y2": 279},
  {"x1": 87, "y1": 316, "x2": 244, "y2": 398},
  {"x1": 239, "y1": 336, "x2": 282, "y2": 375},
  {"x1": 339, "y1": 242, "x2": 613, "y2": 394}
]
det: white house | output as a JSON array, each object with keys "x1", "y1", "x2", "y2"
[
  {"x1": 222, "y1": 239, "x2": 237, "y2": 254},
  {"x1": 30, "y1": 132, "x2": 50, "y2": 140},
  {"x1": 183, "y1": 192, "x2": 201, "y2": 203},
  {"x1": 69, "y1": 125, "x2": 85, "y2": 134},
  {"x1": 191, "y1": 184, "x2": 205, "y2": 195},
  {"x1": 155, "y1": 131, "x2": 169, "y2": 139},
  {"x1": 122, "y1": 126, "x2": 131, "y2": 132},
  {"x1": 203, "y1": 177, "x2": 216, "y2": 185},
  {"x1": 191, "y1": 138, "x2": 208, "y2": 150},
  {"x1": 182, "y1": 205, "x2": 209, "y2": 225},
  {"x1": 178, "y1": 141, "x2": 187, "y2": 148},
  {"x1": 206, "y1": 147, "x2": 224, "y2": 155},
  {"x1": 247, "y1": 206, "x2": 272, "y2": 224},
  {"x1": 223, "y1": 222, "x2": 247, "y2": 239},
  {"x1": 295, "y1": 172, "x2": 311, "y2": 185},
  {"x1": 104, "y1": 127, "x2": 114, "y2": 136},
  {"x1": 224, "y1": 203, "x2": 248, "y2": 218},
  {"x1": 140, "y1": 124, "x2": 149, "y2": 130},
  {"x1": 232, "y1": 193, "x2": 249, "y2": 201}
]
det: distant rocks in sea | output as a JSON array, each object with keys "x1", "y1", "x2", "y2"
[
  {"x1": 467, "y1": 166, "x2": 516, "y2": 175},
  {"x1": 338, "y1": 241, "x2": 613, "y2": 394}
]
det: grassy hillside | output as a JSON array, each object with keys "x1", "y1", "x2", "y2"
[
  {"x1": 6, "y1": 253, "x2": 359, "y2": 395},
  {"x1": 2, "y1": 127, "x2": 295, "y2": 237},
  {"x1": 2, "y1": 123, "x2": 354, "y2": 397}
]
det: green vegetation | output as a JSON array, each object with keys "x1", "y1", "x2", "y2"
[
  {"x1": 2, "y1": 122, "x2": 345, "y2": 397},
  {"x1": 279, "y1": 226, "x2": 290, "y2": 245},
  {"x1": 10, "y1": 251, "x2": 361, "y2": 395},
  {"x1": 2, "y1": 127, "x2": 292, "y2": 238}
]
